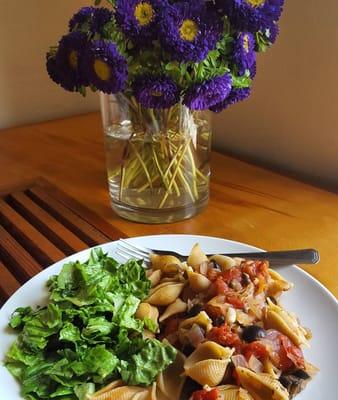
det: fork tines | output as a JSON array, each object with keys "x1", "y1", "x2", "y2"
[{"x1": 115, "y1": 239, "x2": 152, "y2": 262}]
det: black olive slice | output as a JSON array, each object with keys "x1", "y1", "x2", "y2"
[{"x1": 242, "y1": 325, "x2": 267, "y2": 342}]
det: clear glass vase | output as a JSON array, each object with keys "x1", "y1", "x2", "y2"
[{"x1": 100, "y1": 93, "x2": 211, "y2": 223}]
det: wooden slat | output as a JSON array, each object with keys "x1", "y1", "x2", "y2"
[
  {"x1": 0, "y1": 225, "x2": 42, "y2": 281},
  {"x1": 0, "y1": 198, "x2": 65, "y2": 265},
  {"x1": 35, "y1": 178, "x2": 127, "y2": 240},
  {"x1": 0, "y1": 261, "x2": 20, "y2": 300},
  {"x1": 8, "y1": 191, "x2": 88, "y2": 255},
  {"x1": 27, "y1": 186, "x2": 119, "y2": 246}
]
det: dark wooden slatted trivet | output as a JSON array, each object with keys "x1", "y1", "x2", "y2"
[{"x1": 0, "y1": 178, "x2": 126, "y2": 304}]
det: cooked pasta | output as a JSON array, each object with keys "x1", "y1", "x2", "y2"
[{"x1": 91, "y1": 244, "x2": 317, "y2": 400}]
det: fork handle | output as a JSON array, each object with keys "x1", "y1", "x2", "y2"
[{"x1": 210, "y1": 248, "x2": 320, "y2": 266}]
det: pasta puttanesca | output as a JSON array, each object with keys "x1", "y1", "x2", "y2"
[{"x1": 92, "y1": 244, "x2": 317, "y2": 400}]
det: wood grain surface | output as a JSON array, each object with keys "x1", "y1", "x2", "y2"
[{"x1": 0, "y1": 112, "x2": 337, "y2": 298}]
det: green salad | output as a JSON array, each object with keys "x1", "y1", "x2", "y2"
[{"x1": 5, "y1": 248, "x2": 176, "y2": 400}]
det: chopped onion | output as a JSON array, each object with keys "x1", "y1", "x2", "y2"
[
  {"x1": 199, "y1": 261, "x2": 209, "y2": 275},
  {"x1": 248, "y1": 355, "x2": 263, "y2": 373},
  {"x1": 187, "y1": 324, "x2": 205, "y2": 347},
  {"x1": 232, "y1": 354, "x2": 248, "y2": 368},
  {"x1": 260, "y1": 330, "x2": 282, "y2": 366}
]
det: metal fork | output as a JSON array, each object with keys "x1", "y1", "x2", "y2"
[{"x1": 115, "y1": 239, "x2": 320, "y2": 266}]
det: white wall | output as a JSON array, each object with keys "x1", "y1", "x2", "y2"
[
  {"x1": 0, "y1": 1, "x2": 337, "y2": 188},
  {"x1": 0, "y1": 0, "x2": 98, "y2": 129},
  {"x1": 213, "y1": 0, "x2": 338, "y2": 189}
]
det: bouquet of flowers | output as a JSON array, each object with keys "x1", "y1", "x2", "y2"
[
  {"x1": 47, "y1": 0, "x2": 283, "y2": 110},
  {"x1": 46, "y1": 0, "x2": 284, "y2": 221}
]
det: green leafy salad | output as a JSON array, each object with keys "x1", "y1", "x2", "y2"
[{"x1": 5, "y1": 248, "x2": 176, "y2": 400}]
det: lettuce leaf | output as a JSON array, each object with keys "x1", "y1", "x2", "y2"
[
  {"x1": 120, "y1": 339, "x2": 177, "y2": 386},
  {"x1": 5, "y1": 249, "x2": 175, "y2": 399}
]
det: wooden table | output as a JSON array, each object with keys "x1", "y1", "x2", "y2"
[{"x1": 0, "y1": 113, "x2": 337, "y2": 298}]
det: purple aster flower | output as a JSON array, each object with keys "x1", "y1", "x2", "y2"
[
  {"x1": 257, "y1": 22, "x2": 279, "y2": 50},
  {"x1": 268, "y1": 21, "x2": 279, "y2": 43},
  {"x1": 84, "y1": 40, "x2": 128, "y2": 94},
  {"x1": 69, "y1": 7, "x2": 94, "y2": 31},
  {"x1": 220, "y1": 0, "x2": 284, "y2": 32},
  {"x1": 232, "y1": 32, "x2": 256, "y2": 76},
  {"x1": 46, "y1": 53, "x2": 62, "y2": 87},
  {"x1": 132, "y1": 75, "x2": 180, "y2": 109},
  {"x1": 115, "y1": 0, "x2": 166, "y2": 42},
  {"x1": 210, "y1": 87, "x2": 251, "y2": 112},
  {"x1": 92, "y1": 8, "x2": 114, "y2": 33},
  {"x1": 183, "y1": 74, "x2": 232, "y2": 110},
  {"x1": 69, "y1": 6, "x2": 113, "y2": 34},
  {"x1": 249, "y1": 60, "x2": 256, "y2": 78},
  {"x1": 48, "y1": 32, "x2": 88, "y2": 92},
  {"x1": 159, "y1": 1, "x2": 223, "y2": 62}
]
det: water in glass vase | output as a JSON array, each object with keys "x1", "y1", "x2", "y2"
[{"x1": 104, "y1": 116, "x2": 211, "y2": 223}]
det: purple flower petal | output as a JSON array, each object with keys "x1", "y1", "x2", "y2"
[{"x1": 183, "y1": 74, "x2": 232, "y2": 110}]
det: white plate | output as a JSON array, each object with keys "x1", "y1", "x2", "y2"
[{"x1": 1, "y1": 234, "x2": 337, "y2": 399}]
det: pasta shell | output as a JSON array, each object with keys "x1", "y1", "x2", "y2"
[
  {"x1": 150, "y1": 254, "x2": 181, "y2": 270},
  {"x1": 159, "y1": 298, "x2": 187, "y2": 322},
  {"x1": 147, "y1": 269, "x2": 162, "y2": 287},
  {"x1": 132, "y1": 388, "x2": 154, "y2": 400},
  {"x1": 266, "y1": 270, "x2": 293, "y2": 298},
  {"x1": 218, "y1": 385, "x2": 242, "y2": 400},
  {"x1": 91, "y1": 386, "x2": 145, "y2": 400},
  {"x1": 210, "y1": 255, "x2": 236, "y2": 271},
  {"x1": 238, "y1": 388, "x2": 255, "y2": 400},
  {"x1": 131, "y1": 392, "x2": 150, "y2": 400},
  {"x1": 263, "y1": 359, "x2": 281, "y2": 379},
  {"x1": 89, "y1": 381, "x2": 124, "y2": 399},
  {"x1": 90, "y1": 382, "x2": 156, "y2": 400},
  {"x1": 236, "y1": 367, "x2": 289, "y2": 400},
  {"x1": 157, "y1": 349, "x2": 186, "y2": 400},
  {"x1": 217, "y1": 385, "x2": 254, "y2": 400},
  {"x1": 304, "y1": 361, "x2": 319, "y2": 378},
  {"x1": 263, "y1": 299, "x2": 309, "y2": 347},
  {"x1": 187, "y1": 268, "x2": 211, "y2": 292},
  {"x1": 160, "y1": 274, "x2": 186, "y2": 283},
  {"x1": 179, "y1": 311, "x2": 213, "y2": 333},
  {"x1": 187, "y1": 243, "x2": 208, "y2": 269},
  {"x1": 135, "y1": 303, "x2": 159, "y2": 324},
  {"x1": 184, "y1": 341, "x2": 233, "y2": 386},
  {"x1": 146, "y1": 282, "x2": 185, "y2": 306}
]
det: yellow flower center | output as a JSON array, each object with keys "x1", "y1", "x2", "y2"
[
  {"x1": 245, "y1": 0, "x2": 265, "y2": 7},
  {"x1": 134, "y1": 2, "x2": 154, "y2": 26},
  {"x1": 179, "y1": 19, "x2": 198, "y2": 42},
  {"x1": 69, "y1": 50, "x2": 78, "y2": 70},
  {"x1": 151, "y1": 91, "x2": 163, "y2": 97},
  {"x1": 94, "y1": 59, "x2": 111, "y2": 81},
  {"x1": 243, "y1": 34, "x2": 250, "y2": 53}
]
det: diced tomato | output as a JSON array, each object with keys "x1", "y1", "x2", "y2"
[
  {"x1": 221, "y1": 267, "x2": 243, "y2": 284},
  {"x1": 207, "y1": 267, "x2": 220, "y2": 282},
  {"x1": 192, "y1": 388, "x2": 219, "y2": 400},
  {"x1": 213, "y1": 276, "x2": 229, "y2": 295},
  {"x1": 205, "y1": 303, "x2": 224, "y2": 320},
  {"x1": 279, "y1": 334, "x2": 305, "y2": 371},
  {"x1": 207, "y1": 324, "x2": 242, "y2": 352},
  {"x1": 256, "y1": 260, "x2": 269, "y2": 275},
  {"x1": 242, "y1": 260, "x2": 269, "y2": 280},
  {"x1": 225, "y1": 293, "x2": 244, "y2": 309},
  {"x1": 242, "y1": 341, "x2": 268, "y2": 361},
  {"x1": 163, "y1": 318, "x2": 181, "y2": 336}
]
